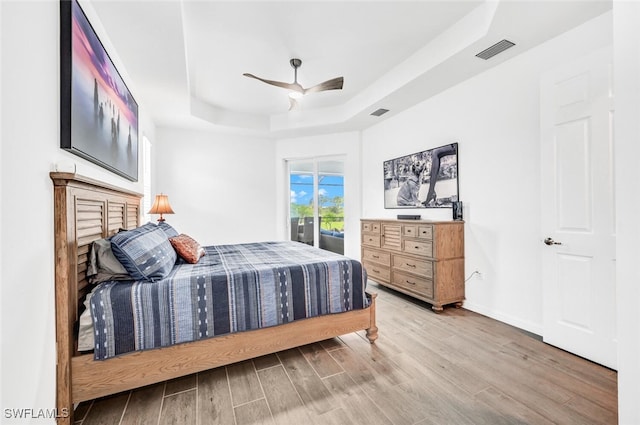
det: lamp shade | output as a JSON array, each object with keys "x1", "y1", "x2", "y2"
[{"x1": 148, "y1": 194, "x2": 175, "y2": 222}]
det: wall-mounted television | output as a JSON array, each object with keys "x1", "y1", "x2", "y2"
[
  {"x1": 383, "y1": 142, "x2": 458, "y2": 209},
  {"x1": 60, "y1": 0, "x2": 139, "y2": 181}
]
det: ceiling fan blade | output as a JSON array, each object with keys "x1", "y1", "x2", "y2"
[
  {"x1": 304, "y1": 77, "x2": 344, "y2": 94},
  {"x1": 243, "y1": 73, "x2": 304, "y2": 94}
]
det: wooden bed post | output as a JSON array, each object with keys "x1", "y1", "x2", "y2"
[
  {"x1": 366, "y1": 292, "x2": 378, "y2": 343},
  {"x1": 52, "y1": 177, "x2": 75, "y2": 425}
]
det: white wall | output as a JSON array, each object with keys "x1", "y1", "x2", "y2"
[
  {"x1": 275, "y1": 132, "x2": 362, "y2": 258},
  {"x1": 0, "y1": 0, "x2": 4, "y2": 416},
  {"x1": 0, "y1": 1, "x2": 154, "y2": 422},
  {"x1": 361, "y1": 12, "x2": 612, "y2": 335},
  {"x1": 154, "y1": 127, "x2": 277, "y2": 245},
  {"x1": 613, "y1": 2, "x2": 640, "y2": 423}
]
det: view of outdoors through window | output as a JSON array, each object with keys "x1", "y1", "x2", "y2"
[{"x1": 290, "y1": 173, "x2": 344, "y2": 232}]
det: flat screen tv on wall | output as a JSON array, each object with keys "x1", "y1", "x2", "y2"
[
  {"x1": 383, "y1": 142, "x2": 459, "y2": 209},
  {"x1": 60, "y1": 0, "x2": 139, "y2": 181}
]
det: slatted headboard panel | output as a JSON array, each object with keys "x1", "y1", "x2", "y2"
[
  {"x1": 76, "y1": 198, "x2": 104, "y2": 311},
  {"x1": 51, "y1": 172, "x2": 142, "y2": 358}
]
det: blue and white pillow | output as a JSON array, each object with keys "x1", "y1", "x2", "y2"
[
  {"x1": 110, "y1": 223, "x2": 177, "y2": 281},
  {"x1": 157, "y1": 221, "x2": 179, "y2": 238}
]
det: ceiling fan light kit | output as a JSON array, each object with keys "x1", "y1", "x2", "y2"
[{"x1": 243, "y1": 58, "x2": 343, "y2": 110}]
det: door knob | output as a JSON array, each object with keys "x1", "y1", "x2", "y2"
[{"x1": 544, "y1": 237, "x2": 562, "y2": 246}]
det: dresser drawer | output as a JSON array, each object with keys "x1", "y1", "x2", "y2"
[
  {"x1": 403, "y1": 239, "x2": 433, "y2": 257},
  {"x1": 392, "y1": 271, "x2": 434, "y2": 298},
  {"x1": 392, "y1": 254, "x2": 433, "y2": 278},
  {"x1": 363, "y1": 261, "x2": 390, "y2": 282},
  {"x1": 362, "y1": 233, "x2": 381, "y2": 248},
  {"x1": 402, "y1": 225, "x2": 418, "y2": 238},
  {"x1": 362, "y1": 221, "x2": 381, "y2": 233},
  {"x1": 417, "y1": 225, "x2": 433, "y2": 239},
  {"x1": 363, "y1": 249, "x2": 390, "y2": 266}
]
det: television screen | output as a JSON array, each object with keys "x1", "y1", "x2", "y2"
[{"x1": 383, "y1": 143, "x2": 458, "y2": 209}]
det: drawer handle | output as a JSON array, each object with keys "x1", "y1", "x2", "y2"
[
  {"x1": 405, "y1": 263, "x2": 416, "y2": 268},
  {"x1": 414, "y1": 246, "x2": 420, "y2": 249},
  {"x1": 405, "y1": 280, "x2": 416, "y2": 285},
  {"x1": 373, "y1": 255, "x2": 379, "y2": 259}
]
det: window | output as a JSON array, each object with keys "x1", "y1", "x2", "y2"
[
  {"x1": 142, "y1": 135, "x2": 152, "y2": 223},
  {"x1": 288, "y1": 158, "x2": 345, "y2": 254}
]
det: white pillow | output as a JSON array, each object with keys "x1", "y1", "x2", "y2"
[{"x1": 77, "y1": 289, "x2": 96, "y2": 351}]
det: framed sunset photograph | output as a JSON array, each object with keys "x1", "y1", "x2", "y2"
[{"x1": 60, "y1": 0, "x2": 139, "y2": 181}]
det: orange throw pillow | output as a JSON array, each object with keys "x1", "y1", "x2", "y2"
[{"x1": 169, "y1": 234, "x2": 205, "y2": 264}]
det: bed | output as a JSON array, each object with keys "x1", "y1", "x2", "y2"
[{"x1": 51, "y1": 172, "x2": 377, "y2": 425}]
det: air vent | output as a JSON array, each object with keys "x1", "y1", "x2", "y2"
[
  {"x1": 476, "y1": 39, "x2": 515, "y2": 60},
  {"x1": 371, "y1": 108, "x2": 389, "y2": 117}
]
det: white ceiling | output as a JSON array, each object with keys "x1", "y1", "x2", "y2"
[{"x1": 90, "y1": 0, "x2": 611, "y2": 139}]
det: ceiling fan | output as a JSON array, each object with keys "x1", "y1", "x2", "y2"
[{"x1": 243, "y1": 58, "x2": 344, "y2": 110}]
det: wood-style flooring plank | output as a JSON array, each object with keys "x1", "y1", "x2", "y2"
[
  {"x1": 81, "y1": 392, "x2": 129, "y2": 425},
  {"x1": 505, "y1": 339, "x2": 618, "y2": 393},
  {"x1": 252, "y1": 354, "x2": 281, "y2": 371},
  {"x1": 395, "y1": 377, "x2": 480, "y2": 425},
  {"x1": 329, "y1": 344, "x2": 410, "y2": 392},
  {"x1": 506, "y1": 342, "x2": 618, "y2": 413},
  {"x1": 158, "y1": 390, "x2": 196, "y2": 425},
  {"x1": 257, "y1": 365, "x2": 314, "y2": 425},
  {"x1": 474, "y1": 386, "x2": 555, "y2": 425},
  {"x1": 234, "y1": 399, "x2": 273, "y2": 425},
  {"x1": 277, "y1": 348, "x2": 336, "y2": 415},
  {"x1": 73, "y1": 400, "x2": 93, "y2": 424},
  {"x1": 337, "y1": 332, "x2": 413, "y2": 387},
  {"x1": 312, "y1": 407, "x2": 356, "y2": 425},
  {"x1": 227, "y1": 360, "x2": 264, "y2": 407},
  {"x1": 357, "y1": 378, "x2": 427, "y2": 425},
  {"x1": 448, "y1": 337, "x2": 591, "y2": 425},
  {"x1": 563, "y1": 395, "x2": 619, "y2": 425},
  {"x1": 374, "y1": 315, "x2": 491, "y2": 396},
  {"x1": 164, "y1": 374, "x2": 196, "y2": 396},
  {"x1": 446, "y1": 331, "x2": 576, "y2": 398},
  {"x1": 318, "y1": 338, "x2": 345, "y2": 352},
  {"x1": 365, "y1": 349, "x2": 491, "y2": 425},
  {"x1": 322, "y1": 372, "x2": 392, "y2": 425},
  {"x1": 298, "y1": 343, "x2": 343, "y2": 378},
  {"x1": 197, "y1": 367, "x2": 235, "y2": 425},
  {"x1": 120, "y1": 383, "x2": 164, "y2": 425}
]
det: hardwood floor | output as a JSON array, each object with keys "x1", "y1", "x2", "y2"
[{"x1": 74, "y1": 283, "x2": 617, "y2": 425}]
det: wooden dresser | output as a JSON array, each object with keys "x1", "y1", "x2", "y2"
[{"x1": 361, "y1": 219, "x2": 465, "y2": 312}]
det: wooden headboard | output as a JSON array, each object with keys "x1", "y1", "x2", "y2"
[{"x1": 51, "y1": 172, "x2": 142, "y2": 354}]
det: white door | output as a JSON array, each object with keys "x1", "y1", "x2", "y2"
[{"x1": 540, "y1": 46, "x2": 616, "y2": 369}]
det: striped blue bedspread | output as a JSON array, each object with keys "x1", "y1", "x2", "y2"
[{"x1": 90, "y1": 241, "x2": 368, "y2": 360}]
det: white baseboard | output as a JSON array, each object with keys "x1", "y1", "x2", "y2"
[{"x1": 462, "y1": 301, "x2": 544, "y2": 337}]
